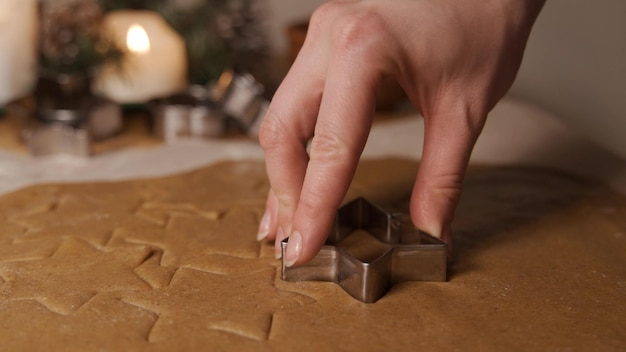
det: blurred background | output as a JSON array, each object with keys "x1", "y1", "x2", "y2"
[
  {"x1": 0, "y1": 0, "x2": 624, "y2": 166},
  {"x1": 265, "y1": 0, "x2": 626, "y2": 161}
]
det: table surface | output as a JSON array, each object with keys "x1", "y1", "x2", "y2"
[{"x1": 1, "y1": 96, "x2": 625, "y2": 196}]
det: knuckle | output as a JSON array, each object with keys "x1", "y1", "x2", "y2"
[
  {"x1": 298, "y1": 190, "x2": 325, "y2": 216},
  {"x1": 432, "y1": 91, "x2": 488, "y2": 138},
  {"x1": 308, "y1": 130, "x2": 356, "y2": 164},
  {"x1": 311, "y1": 3, "x2": 389, "y2": 55},
  {"x1": 309, "y1": 1, "x2": 342, "y2": 34},
  {"x1": 454, "y1": 103, "x2": 487, "y2": 138},
  {"x1": 412, "y1": 172, "x2": 464, "y2": 226},
  {"x1": 258, "y1": 111, "x2": 287, "y2": 153},
  {"x1": 430, "y1": 173, "x2": 464, "y2": 200},
  {"x1": 332, "y1": 8, "x2": 387, "y2": 53}
]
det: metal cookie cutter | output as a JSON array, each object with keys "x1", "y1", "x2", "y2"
[
  {"x1": 211, "y1": 69, "x2": 269, "y2": 136},
  {"x1": 22, "y1": 74, "x2": 122, "y2": 157},
  {"x1": 151, "y1": 69, "x2": 271, "y2": 142},
  {"x1": 281, "y1": 197, "x2": 447, "y2": 303},
  {"x1": 151, "y1": 85, "x2": 226, "y2": 142}
]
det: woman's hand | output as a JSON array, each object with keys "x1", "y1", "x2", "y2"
[{"x1": 257, "y1": 0, "x2": 545, "y2": 266}]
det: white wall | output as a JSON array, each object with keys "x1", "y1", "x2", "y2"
[
  {"x1": 265, "y1": 0, "x2": 626, "y2": 161},
  {"x1": 511, "y1": 0, "x2": 626, "y2": 160}
]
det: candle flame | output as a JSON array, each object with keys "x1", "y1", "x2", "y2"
[{"x1": 126, "y1": 24, "x2": 150, "y2": 54}]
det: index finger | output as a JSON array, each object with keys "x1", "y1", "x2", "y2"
[
  {"x1": 258, "y1": 36, "x2": 328, "y2": 255},
  {"x1": 283, "y1": 49, "x2": 382, "y2": 266}
]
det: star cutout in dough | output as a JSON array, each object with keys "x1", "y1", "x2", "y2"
[
  {"x1": 10, "y1": 193, "x2": 162, "y2": 248},
  {"x1": 0, "y1": 220, "x2": 60, "y2": 263},
  {"x1": 0, "y1": 186, "x2": 60, "y2": 219},
  {"x1": 122, "y1": 267, "x2": 314, "y2": 342},
  {"x1": 112, "y1": 205, "x2": 263, "y2": 267},
  {"x1": 0, "y1": 293, "x2": 156, "y2": 351},
  {"x1": 0, "y1": 237, "x2": 60, "y2": 264},
  {"x1": 133, "y1": 201, "x2": 222, "y2": 227},
  {"x1": 140, "y1": 162, "x2": 269, "y2": 211},
  {"x1": 0, "y1": 238, "x2": 152, "y2": 314}
]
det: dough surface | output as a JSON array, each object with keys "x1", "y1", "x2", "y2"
[{"x1": 0, "y1": 159, "x2": 624, "y2": 351}]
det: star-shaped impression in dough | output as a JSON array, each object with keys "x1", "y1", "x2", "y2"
[
  {"x1": 0, "y1": 293, "x2": 156, "y2": 350},
  {"x1": 281, "y1": 197, "x2": 447, "y2": 303},
  {"x1": 0, "y1": 237, "x2": 153, "y2": 314},
  {"x1": 121, "y1": 266, "x2": 314, "y2": 343},
  {"x1": 10, "y1": 193, "x2": 161, "y2": 248},
  {"x1": 0, "y1": 219, "x2": 60, "y2": 263},
  {"x1": 112, "y1": 205, "x2": 263, "y2": 267}
]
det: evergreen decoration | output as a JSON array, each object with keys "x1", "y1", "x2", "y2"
[{"x1": 40, "y1": 0, "x2": 125, "y2": 75}]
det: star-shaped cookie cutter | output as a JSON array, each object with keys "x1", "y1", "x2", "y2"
[{"x1": 281, "y1": 197, "x2": 447, "y2": 303}]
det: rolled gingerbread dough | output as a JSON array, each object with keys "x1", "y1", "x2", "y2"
[{"x1": 0, "y1": 159, "x2": 624, "y2": 351}]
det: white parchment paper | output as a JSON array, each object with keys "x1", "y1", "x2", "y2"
[{"x1": 1, "y1": 97, "x2": 624, "y2": 195}]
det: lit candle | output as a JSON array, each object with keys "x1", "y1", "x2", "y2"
[
  {"x1": 0, "y1": 0, "x2": 37, "y2": 105},
  {"x1": 93, "y1": 10, "x2": 187, "y2": 104}
]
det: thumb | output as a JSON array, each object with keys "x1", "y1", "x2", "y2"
[{"x1": 410, "y1": 102, "x2": 486, "y2": 255}]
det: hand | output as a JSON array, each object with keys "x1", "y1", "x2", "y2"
[{"x1": 257, "y1": 0, "x2": 545, "y2": 266}]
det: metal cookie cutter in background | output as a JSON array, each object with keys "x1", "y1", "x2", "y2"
[
  {"x1": 22, "y1": 74, "x2": 122, "y2": 157},
  {"x1": 281, "y1": 197, "x2": 447, "y2": 303},
  {"x1": 211, "y1": 70, "x2": 269, "y2": 138},
  {"x1": 151, "y1": 70, "x2": 269, "y2": 141},
  {"x1": 151, "y1": 85, "x2": 226, "y2": 143}
]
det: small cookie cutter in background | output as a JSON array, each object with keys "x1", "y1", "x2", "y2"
[
  {"x1": 22, "y1": 74, "x2": 122, "y2": 157},
  {"x1": 281, "y1": 197, "x2": 447, "y2": 303},
  {"x1": 211, "y1": 69, "x2": 269, "y2": 139},
  {"x1": 151, "y1": 70, "x2": 269, "y2": 141},
  {"x1": 151, "y1": 85, "x2": 226, "y2": 143}
]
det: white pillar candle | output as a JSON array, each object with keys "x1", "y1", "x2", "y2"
[
  {"x1": 0, "y1": 0, "x2": 38, "y2": 105},
  {"x1": 93, "y1": 10, "x2": 188, "y2": 104}
]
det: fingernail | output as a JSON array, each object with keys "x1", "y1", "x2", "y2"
[
  {"x1": 256, "y1": 210, "x2": 271, "y2": 241},
  {"x1": 284, "y1": 231, "x2": 302, "y2": 267},
  {"x1": 274, "y1": 227, "x2": 284, "y2": 259}
]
